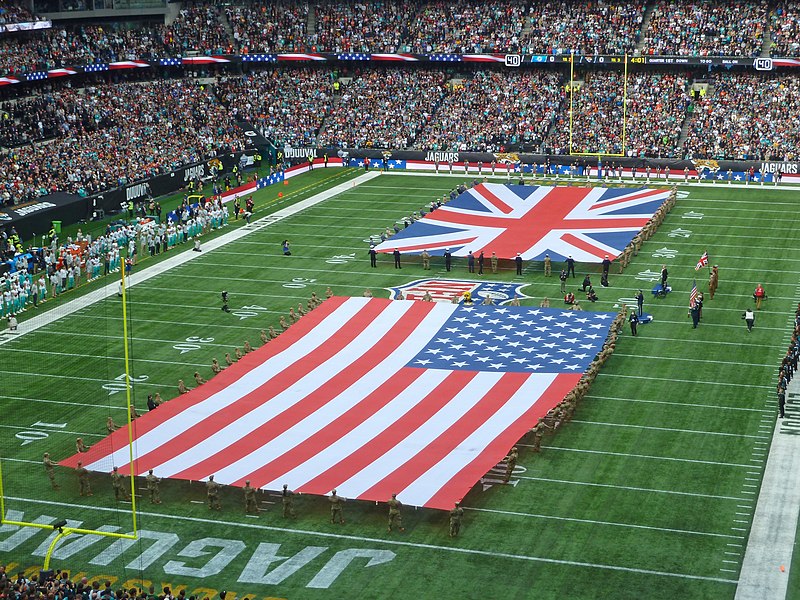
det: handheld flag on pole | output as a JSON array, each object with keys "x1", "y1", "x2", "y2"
[
  {"x1": 695, "y1": 251, "x2": 709, "y2": 271},
  {"x1": 690, "y1": 279, "x2": 699, "y2": 308}
]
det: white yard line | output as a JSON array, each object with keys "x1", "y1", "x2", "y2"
[
  {"x1": 586, "y1": 394, "x2": 772, "y2": 413},
  {"x1": 734, "y1": 381, "x2": 800, "y2": 599},
  {"x1": 3, "y1": 495, "x2": 737, "y2": 584},
  {"x1": 569, "y1": 420, "x2": 762, "y2": 439},
  {"x1": 532, "y1": 445, "x2": 756, "y2": 468},
  {"x1": 0, "y1": 172, "x2": 381, "y2": 347},
  {"x1": 463, "y1": 506, "x2": 743, "y2": 539},
  {"x1": 517, "y1": 475, "x2": 751, "y2": 501}
]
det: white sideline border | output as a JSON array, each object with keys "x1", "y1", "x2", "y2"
[
  {"x1": 0, "y1": 171, "x2": 381, "y2": 347},
  {"x1": 735, "y1": 385, "x2": 800, "y2": 600}
]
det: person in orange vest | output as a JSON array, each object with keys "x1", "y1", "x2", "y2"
[{"x1": 753, "y1": 284, "x2": 766, "y2": 310}]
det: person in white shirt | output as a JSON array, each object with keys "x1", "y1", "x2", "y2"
[{"x1": 743, "y1": 308, "x2": 755, "y2": 332}]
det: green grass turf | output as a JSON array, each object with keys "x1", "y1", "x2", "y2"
[{"x1": 1, "y1": 171, "x2": 798, "y2": 599}]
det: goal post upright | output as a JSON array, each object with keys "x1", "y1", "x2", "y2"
[
  {"x1": 0, "y1": 264, "x2": 139, "y2": 570},
  {"x1": 568, "y1": 52, "x2": 629, "y2": 158}
]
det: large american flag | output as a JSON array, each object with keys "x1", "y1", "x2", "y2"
[
  {"x1": 61, "y1": 297, "x2": 613, "y2": 509},
  {"x1": 374, "y1": 184, "x2": 670, "y2": 262}
]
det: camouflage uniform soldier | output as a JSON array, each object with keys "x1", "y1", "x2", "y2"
[
  {"x1": 329, "y1": 489, "x2": 345, "y2": 524},
  {"x1": 268, "y1": 326, "x2": 278, "y2": 339},
  {"x1": 111, "y1": 466, "x2": 130, "y2": 501},
  {"x1": 449, "y1": 502, "x2": 464, "y2": 537},
  {"x1": 207, "y1": 475, "x2": 221, "y2": 510},
  {"x1": 543, "y1": 255, "x2": 552, "y2": 277},
  {"x1": 387, "y1": 493, "x2": 405, "y2": 532},
  {"x1": 76, "y1": 461, "x2": 92, "y2": 496},
  {"x1": 421, "y1": 250, "x2": 431, "y2": 270},
  {"x1": 490, "y1": 252, "x2": 498, "y2": 274},
  {"x1": 503, "y1": 447, "x2": 518, "y2": 483},
  {"x1": 530, "y1": 420, "x2": 549, "y2": 452},
  {"x1": 146, "y1": 469, "x2": 161, "y2": 504},
  {"x1": 282, "y1": 484, "x2": 296, "y2": 517},
  {"x1": 43, "y1": 452, "x2": 59, "y2": 489},
  {"x1": 243, "y1": 480, "x2": 259, "y2": 514},
  {"x1": 709, "y1": 266, "x2": 719, "y2": 299}
]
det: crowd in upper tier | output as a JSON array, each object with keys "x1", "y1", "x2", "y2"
[
  {"x1": 0, "y1": 0, "x2": 797, "y2": 73},
  {"x1": 0, "y1": 66, "x2": 796, "y2": 207}
]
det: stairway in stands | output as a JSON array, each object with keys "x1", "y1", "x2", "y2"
[
  {"x1": 307, "y1": 4, "x2": 316, "y2": 41},
  {"x1": 218, "y1": 5, "x2": 236, "y2": 51},
  {"x1": 634, "y1": 2, "x2": 658, "y2": 55}
]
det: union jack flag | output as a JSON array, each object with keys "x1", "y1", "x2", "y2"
[
  {"x1": 374, "y1": 184, "x2": 670, "y2": 262},
  {"x1": 695, "y1": 251, "x2": 709, "y2": 271}
]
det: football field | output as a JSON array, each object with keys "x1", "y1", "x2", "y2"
[{"x1": 1, "y1": 169, "x2": 798, "y2": 599}]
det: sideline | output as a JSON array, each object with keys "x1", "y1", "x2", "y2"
[
  {"x1": 0, "y1": 172, "x2": 381, "y2": 347},
  {"x1": 734, "y1": 383, "x2": 800, "y2": 599}
]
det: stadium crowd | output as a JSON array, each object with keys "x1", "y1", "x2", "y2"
[
  {"x1": 226, "y1": 0, "x2": 308, "y2": 53},
  {"x1": 550, "y1": 71, "x2": 691, "y2": 157},
  {"x1": 0, "y1": 0, "x2": 795, "y2": 69},
  {"x1": 166, "y1": 2, "x2": 232, "y2": 54},
  {"x1": 311, "y1": 0, "x2": 417, "y2": 53},
  {"x1": 216, "y1": 69, "x2": 332, "y2": 149},
  {"x1": 317, "y1": 69, "x2": 447, "y2": 149},
  {"x1": 413, "y1": 70, "x2": 562, "y2": 152},
  {"x1": 0, "y1": 0, "x2": 38, "y2": 24},
  {"x1": 1, "y1": 64, "x2": 799, "y2": 206},
  {"x1": 641, "y1": 0, "x2": 767, "y2": 56},
  {"x1": 683, "y1": 73, "x2": 800, "y2": 160},
  {"x1": 0, "y1": 79, "x2": 243, "y2": 203},
  {"x1": 525, "y1": 0, "x2": 644, "y2": 55},
  {"x1": 769, "y1": 1, "x2": 800, "y2": 56},
  {"x1": 0, "y1": 565, "x2": 227, "y2": 600}
]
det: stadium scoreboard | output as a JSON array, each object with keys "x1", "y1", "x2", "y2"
[{"x1": 529, "y1": 54, "x2": 773, "y2": 68}]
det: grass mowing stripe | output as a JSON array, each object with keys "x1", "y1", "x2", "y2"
[
  {"x1": 68, "y1": 314, "x2": 268, "y2": 331},
  {"x1": 570, "y1": 419, "x2": 763, "y2": 438},
  {"x1": 463, "y1": 506, "x2": 744, "y2": 539},
  {"x1": 612, "y1": 353, "x2": 774, "y2": 368},
  {"x1": 533, "y1": 446, "x2": 756, "y2": 468},
  {"x1": 0, "y1": 423, "x2": 105, "y2": 438},
  {"x1": 603, "y1": 373, "x2": 772, "y2": 389},
  {"x1": 0, "y1": 369, "x2": 168, "y2": 387},
  {"x1": 5, "y1": 347, "x2": 209, "y2": 368},
  {"x1": 1, "y1": 495, "x2": 739, "y2": 585},
  {"x1": 587, "y1": 394, "x2": 773, "y2": 413},
  {"x1": 0, "y1": 395, "x2": 129, "y2": 411},
  {"x1": 516, "y1": 475, "x2": 751, "y2": 501}
]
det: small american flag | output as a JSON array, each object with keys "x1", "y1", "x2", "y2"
[{"x1": 690, "y1": 280, "x2": 699, "y2": 308}]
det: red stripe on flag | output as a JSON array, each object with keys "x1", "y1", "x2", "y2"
[
  {"x1": 590, "y1": 189, "x2": 665, "y2": 210},
  {"x1": 297, "y1": 369, "x2": 478, "y2": 495},
  {"x1": 424, "y1": 373, "x2": 580, "y2": 509},
  {"x1": 60, "y1": 296, "x2": 348, "y2": 472},
  {"x1": 170, "y1": 301, "x2": 433, "y2": 482},
  {"x1": 116, "y1": 298, "x2": 391, "y2": 476},
  {"x1": 560, "y1": 233, "x2": 613, "y2": 259},
  {"x1": 241, "y1": 368, "x2": 426, "y2": 489},
  {"x1": 356, "y1": 372, "x2": 530, "y2": 502},
  {"x1": 473, "y1": 183, "x2": 514, "y2": 214}
]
